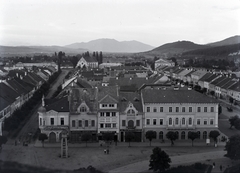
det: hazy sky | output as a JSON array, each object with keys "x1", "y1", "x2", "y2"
[{"x1": 0, "y1": 0, "x2": 239, "y2": 47}]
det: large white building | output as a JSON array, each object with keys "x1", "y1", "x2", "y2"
[{"x1": 76, "y1": 57, "x2": 98, "y2": 69}]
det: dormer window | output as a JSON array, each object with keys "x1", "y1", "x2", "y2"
[
  {"x1": 80, "y1": 106, "x2": 87, "y2": 112},
  {"x1": 127, "y1": 109, "x2": 135, "y2": 116}
]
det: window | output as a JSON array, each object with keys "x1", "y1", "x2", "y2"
[
  {"x1": 160, "y1": 119, "x2": 163, "y2": 125},
  {"x1": 80, "y1": 106, "x2": 87, "y2": 112},
  {"x1": 79, "y1": 120, "x2": 82, "y2": 127},
  {"x1": 100, "y1": 112, "x2": 104, "y2": 117},
  {"x1": 136, "y1": 120, "x2": 140, "y2": 126},
  {"x1": 204, "y1": 119, "x2": 207, "y2": 125},
  {"x1": 39, "y1": 118, "x2": 42, "y2": 126},
  {"x1": 153, "y1": 119, "x2": 157, "y2": 125},
  {"x1": 109, "y1": 104, "x2": 114, "y2": 107},
  {"x1": 60, "y1": 118, "x2": 64, "y2": 125},
  {"x1": 153, "y1": 107, "x2": 157, "y2": 112},
  {"x1": 127, "y1": 109, "x2": 135, "y2": 116},
  {"x1": 147, "y1": 107, "x2": 150, "y2": 112},
  {"x1": 72, "y1": 120, "x2": 75, "y2": 127},
  {"x1": 211, "y1": 107, "x2": 214, "y2": 112},
  {"x1": 112, "y1": 123, "x2": 116, "y2": 128},
  {"x1": 182, "y1": 107, "x2": 185, "y2": 112},
  {"x1": 100, "y1": 124, "x2": 104, "y2": 128},
  {"x1": 169, "y1": 107, "x2": 172, "y2": 112},
  {"x1": 85, "y1": 120, "x2": 88, "y2": 127},
  {"x1": 146, "y1": 119, "x2": 150, "y2": 125},
  {"x1": 210, "y1": 119, "x2": 214, "y2": 125},
  {"x1": 204, "y1": 107, "x2": 207, "y2": 112},
  {"x1": 106, "y1": 112, "x2": 110, "y2": 116},
  {"x1": 181, "y1": 131, "x2": 185, "y2": 139},
  {"x1": 176, "y1": 107, "x2": 179, "y2": 112},
  {"x1": 159, "y1": 131, "x2": 163, "y2": 140},
  {"x1": 51, "y1": 118, "x2": 54, "y2": 125},
  {"x1": 175, "y1": 118, "x2": 179, "y2": 125},
  {"x1": 105, "y1": 123, "x2": 111, "y2": 128},
  {"x1": 182, "y1": 118, "x2": 185, "y2": 125},
  {"x1": 160, "y1": 107, "x2": 163, "y2": 112},
  {"x1": 189, "y1": 118, "x2": 192, "y2": 125},
  {"x1": 197, "y1": 119, "x2": 201, "y2": 125},
  {"x1": 91, "y1": 120, "x2": 95, "y2": 127},
  {"x1": 197, "y1": 107, "x2": 201, "y2": 112},
  {"x1": 112, "y1": 112, "x2": 116, "y2": 116},
  {"x1": 189, "y1": 107, "x2": 192, "y2": 112},
  {"x1": 102, "y1": 104, "x2": 107, "y2": 107},
  {"x1": 122, "y1": 120, "x2": 126, "y2": 126},
  {"x1": 169, "y1": 118, "x2": 172, "y2": 125},
  {"x1": 203, "y1": 131, "x2": 207, "y2": 139}
]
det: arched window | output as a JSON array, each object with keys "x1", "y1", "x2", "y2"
[
  {"x1": 181, "y1": 131, "x2": 185, "y2": 139},
  {"x1": 189, "y1": 118, "x2": 192, "y2": 125},
  {"x1": 197, "y1": 131, "x2": 201, "y2": 139},
  {"x1": 169, "y1": 118, "x2": 172, "y2": 125},
  {"x1": 159, "y1": 131, "x2": 163, "y2": 140},
  {"x1": 182, "y1": 118, "x2": 185, "y2": 125},
  {"x1": 127, "y1": 109, "x2": 135, "y2": 116},
  {"x1": 175, "y1": 131, "x2": 179, "y2": 139},
  {"x1": 128, "y1": 120, "x2": 134, "y2": 128},
  {"x1": 203, "y1": 131, "x2": 207, "y2": 139},
  {"x1": 175, "y1": 118, "x2": 179, "y2": 125},
  {"x1": 80, "y1": 106, "x2": 87, "y2": 112}
]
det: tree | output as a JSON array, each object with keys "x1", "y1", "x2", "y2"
[
  {"x1": 0, "y1": 136, "x2": 8, "y2": 150},
  {"x1": 102, "y1": 133, "x2": 114, "y2": 145},
  {"x1": 149, "y1": 147, "x2": 171, "y2": 172},
  {"x1": 188, "y1": 132, "x2": 199, "y2": 147},
  {"x1": 166, "y1": 131, "x2": 178, "y2": 146},
  {"x1": 125, "y1": 132, "x2": 135, "y2": 147},
  {"x1": 218, "y1": 104, "x2": 222, "y2": 115},
  {"x1": 209, "y1": 130, "x2": 220, "y2": 146},
  {"x1": 81, "y1": 133, "x2": 92, "y2": 147},
  {"x1": 229, "y1": 115, "x2": 239, "y2": 129},
  {"x1": 57, "y1": 51, "x2": 64, "y2": 71},
  {"x1": 234, "y1": 118, "x2": 240, "y2": 130},
  {"x1": 38, "y1": 133, "x2": 48, "y2": 147},
  {"x1": 70, "y1": 56, "x2": 79, "y2": 68},
  {"x1": 225, "y1": 134, "x2": 240, "y2": 160},
  {"x1": 146, "y1": 131, "x2": 156, "y2": 146},
  {"x1": 210, "y1": 90, "x2": 215, "y2": 97}
]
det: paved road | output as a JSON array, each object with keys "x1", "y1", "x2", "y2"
[{"x1": 109, "y1": 150, "x2": 228, "y2": 173}]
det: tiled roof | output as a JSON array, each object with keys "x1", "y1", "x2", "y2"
[
  {"x1": 185, "y1": 70, "x2": 195, "y2": 77},
  {"x1": 45, "y1": 95, "x2": 69, "y2": 112},
  {"x1": 6, "y1": 79, "x2": 28, "y2": 95},
  {"x1": 69, "y1": 88, "x2": 97, "y2": 113},
  {"x1": 199, "y1": 73, "x2": 213, "y2": 81},
  {"x1": 82, "y1": 56, "x2": 98, "y2": 63},
  {"x1": 216, "y1": 78, "x2": 232, "y2": 88},
  {"x1": 142, "y1": 89, "x2": 219, "y2": 103},
  {"x1": 119, "y1": 92, "x2": 143, "y2": 112},
  {"x1": 228, "y1": 82, "x2": 240, "y2": 92},
  {"x1": 109, "y1": 66, "x2": 145, "y2": 71},
  {"x1": 221, "y1": 80, "x2": 236, "y2": 90},
  {"x1": 203, "y1": 74, "x2": 218, "y2": 82},
  {"x1": 210, "y1": 76, "x2": 225, "y2": 85},
  {"x1": 14, "y1": 77, "x2": 34, "y2": 92},
  {"x1": 97, "y1": 86, "x2": 119, "y2": 103},
  {"x1": 0, "y1": 83, "x2": 19, "y2": 103},
  {"x1": 191, "y1": 70, "x2": 207, "y2": 77}
]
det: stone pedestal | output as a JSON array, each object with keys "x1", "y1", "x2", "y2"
[{"x1": 61, "y1": 132, "x2": 68, "y2": 158}]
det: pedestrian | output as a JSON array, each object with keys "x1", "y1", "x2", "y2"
[
  {"x1": 107, "y1": 149, "x2": 109, "y2": 154},
  {"x1": 104, "y1": 149, "x2": 106, "y2": 154},
  {"x1": 220, "y1": 165, "x2": 222, "y2": 171},
  {"x1": 213, "y1": 162, "x2": 215, "y2": 168}
]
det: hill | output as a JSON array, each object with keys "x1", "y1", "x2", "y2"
[
  {"x1": 207, "y1": 35, "x2": 240, "y2": 47},
  {"x1": 0, "y1": 46, "x2": 86, "y2": 57},
  {"x1": 182, "y1": 43, "x2": 240, "y2": 57},
  {"x1": 65, "y1": 38, "x2": 154, "y2": 53}
]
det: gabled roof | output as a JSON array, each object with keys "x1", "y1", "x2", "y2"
[
  {"x1": 6, "y1": 79, "x2": 28, "y2": 95},
  {"x1": 185, "y1": 70, "x2": 196, "y2": 77},
  {"x1": 119, "y1": 92, "x2": 143, "y2": 113},
  {"x1": 0, "y1": 96, "x2": 10, "y2": 110},
  {"x1": 69, "y1": 88, "x2": 97, "y2": 113},
  {"x1": 99, "y1": 95, "x2": 118, "y2": 103},
  {"x1": 155, "y1": 59, "x2": 173, "y2": 64},
  {"x1": 0, "y1": 83, "x2": 19, "y2": 103},
  {"x1": 216, "y1": 78, "x2": 232, "y2": 88},
  {"x1": 97, "y1": 86, "x2": 119, "y2": 102},
  {"x1": 210, "y1": 76, "x2": 225, "y2": 85},
  {"x1": 81, "y1": 56, "x2": 98, "y2": 63},
  {"x1": 142, "y1": 89, "x2": 219, "y2": 104},
  {"x1": 203, "y1": 74, "x2": 218, "y2": 82},
  {"x1": 191, "y1": 70, "x2": 207, "y2": 77},
  {"x1": 221, "y1": 80, "x2": 236, "y2": 90},
  {"x1": 199, "y1": 73, "x2": 213, "y2": 81},
  {"x1": 45, "y1": 95, "x2": 69, "y2": 112}
]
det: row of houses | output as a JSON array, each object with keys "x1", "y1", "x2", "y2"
[
  {"x1": 38, "y1": 85, "x2": 219, "y2": 143},
  {"x1": 157, "y1": 65, "x2": 240, "y2": 102},
  {"x1": 0, "y1": 66, "x2": 57, "y2": 122}
]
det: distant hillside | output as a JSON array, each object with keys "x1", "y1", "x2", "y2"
[
  {"x1": 182, "y1": 43, "x2": 240, "y2": 57},
  {"x1": 207, "y1": 35, "x2": 240, "y2": 47},
  {"x1": 140, "y1": 41, "x2": 209, "y2": 57},
  {"x1": 0, "y1": 46, "x2": 86, "y2": 56},
  {"x1": 65, "y1": 38, "x2": 154, "y2": 53}
]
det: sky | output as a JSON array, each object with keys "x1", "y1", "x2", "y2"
[{"x1": 0, "y1": 0, "x2": 240, "y2": 47}]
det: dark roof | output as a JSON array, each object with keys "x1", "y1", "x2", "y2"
[
  {"x1": 14, "y1": 77, "x2": 35, "y2": 92},
  {"x1": 228, "y1": 82, "x2": 240, "y2": 92},
  {"x1": 119, "y1": 92, "x2": 143, "y2": 112},
  {"x1": 204, "y1": 74, "x2": 218, "y2": 82},
  {"x1": 0, "y1": 96, "x2": 11, "y2": 110},
  {"x1": 69, "y1": 88, "x2": 97, "y2": 113},
  {"x1": 210, "y1": 76, "x2": 225, "y2": 85},
  {"x1": 221, "y1": 80, "x2": 237, "y2": 89},
  {"x1": 216, "y1": 78, "x2": 232, "y2": 87},
  {"x1": 0, "y1": 83, "x2": 19, "y2": 103},
  {"x1": 6, "y1": 79, "x2": 28, "y2": 95},
  {"x1": 28, "y1": 72, "x2": 45, "y2": 83},
  {"x1": 172, "y1": 68, "x2": 184, "y2": 74},
  {"x1": 185, "y1": 70, "x2": 196, "y2": 77},
  {"x1": 199, "y1": 73, "x2": 213, "y2": 81},
  {"x1": 109, "y1": 66, "x2": 145, "y2": 71},
  {"x1": 82, "y1": 56, "x2": 98, "y2": 63},
  {"x1": 97, "y1": 86, "x2": 119, "y2": 103},
  {"x1": 142, "y1": 89, "x2": 219, "y2": 103},
  {"x1": 76, "y1": 78, "x2": 92, "y2": 88},
  {"x1": 45, "y1": 95, "x2": 69, "y2": 112}
]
